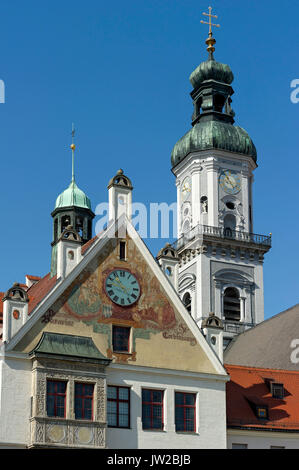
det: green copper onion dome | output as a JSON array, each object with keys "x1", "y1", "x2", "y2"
[
  {"x1": 171, "y1": 121, "x2": 257, "y2": 167},
  {"x1": 190, "y1": 59, "x2": 234, "y2": 89},
  {"x1": 54, "y1": 180, "x2": 92, "y2": 210},
  {"x1": 171, "y1": 37, "x2": 257, "y2": 168}
]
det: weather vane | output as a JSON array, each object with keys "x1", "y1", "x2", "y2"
[{"x1": 200, "y1": 6, "x2": 220, "y2": 57}]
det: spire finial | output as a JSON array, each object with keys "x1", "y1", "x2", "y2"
[
  {"x1": 200, "y1": 6, "x2": 220, "y2": 58},
  {"x1": 70, "y1": 123, "x2": 75, "y2": 182}
]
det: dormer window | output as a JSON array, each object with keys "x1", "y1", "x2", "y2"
[
  {"x1": 256, "y1": 406, "x2": 268, "y2": 419},
  {"x1": 247, "y1": 397, "x2": 268, "y2": 420},
  {"x1": 263, "y1": 378, "x2": 284, "y2": 399},
  {"x1": 271, "y1": 383, "x2": 284, "y2": 399}
]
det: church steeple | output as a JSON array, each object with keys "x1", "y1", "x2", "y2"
[
  {"x1": 50, "y1": 126, "x2": 94, "y2": 276},
  {"x1": 168, "y1": 8, "x2": 271, "y2": 349}
]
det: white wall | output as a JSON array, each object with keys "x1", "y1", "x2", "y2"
[
  {"x1": 106, "y1": 365, "x2": 227, "y2": 449},
  {"x1": 227, "y1": 430, "x2": 299, "y2": 449},
  {"x1": 0, "y1": 357, "x2": 227, "y2": 449},
  {"x1": 0, "y1": 357, "x2": 31, "y2": 447}
]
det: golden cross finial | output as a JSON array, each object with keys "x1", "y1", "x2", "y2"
[
  {"x1": 200, "y1": 6, "x2": 220, "y2": 57},
  {"x1": 201, "y1": 6, "x2": 220, "y2": 36}
]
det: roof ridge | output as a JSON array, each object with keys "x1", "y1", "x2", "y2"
[
  {"x1": 226, "y1": 303, "x2": 299, "y2": 343},
  {"x1": 225, "y1": 363, "x2": 299, "y2": 375}
]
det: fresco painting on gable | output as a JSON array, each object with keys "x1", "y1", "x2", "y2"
[{"x1": 40, "y1": 237, "x2": 196, "y2": 362}]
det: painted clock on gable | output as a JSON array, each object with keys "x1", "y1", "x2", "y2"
[{"x1": 105, "y1": 269, "x2": 141, "y2": 306}]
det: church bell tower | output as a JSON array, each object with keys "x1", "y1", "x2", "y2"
[{"x1": 170, "y1": 8, "x2": 272, "y2": 347}]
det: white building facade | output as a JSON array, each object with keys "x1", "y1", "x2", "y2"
[{"x1": 169, "y1": 33, "x2": 271, "y2": 348}]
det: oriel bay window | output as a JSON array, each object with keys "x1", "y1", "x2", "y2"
[
  {"x1": 175, "y1": 392, "x2": 196, "y2": 432},
  {"x1": 74, "y1": 383, "x2": 94, "y2": 420},
  {"x1": 46, "y1": 380, "x2": 67, "y2": 418},
  {"x1": 142, "y1": 389, "x2": 164, "y2": 430},
  {"x1": 107, "y1": 386, "x2": 130, "y2": 428}
]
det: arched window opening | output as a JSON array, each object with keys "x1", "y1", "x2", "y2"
[
  {"x1": 196, "y1": 97, "x2": 202, "y2": 115},
  {"x1": 223, "y1": 287, "x2": 240, "y2": 321},
  {"x1": 214, "y1": 94, "x2": 226, "y2": 113},
  {"x1": 61, "y1": 215, "x2": 71, "y2": 233},
  {"x1": 54, "y1": 218, "x2": 58, "y2": 242},
  {"x1": 165, "y1": 266, "x2": 172, "y2": 277},
  {"x1": 76, "y1": 217, "x2": 83, "y2": 237},
  {"x1": 183, "y1": 292, "x2": 192, "y2": 314},
  {"x1": 224, "y1": 214, "x2": 236, "y2": 238},
  {"x1": 88, "y1": 219, "x2": 92, "y2": 239}
]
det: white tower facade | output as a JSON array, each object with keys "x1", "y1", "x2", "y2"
[{"x1": 169, "y1": 36, "x2": 271, "y2": 347}]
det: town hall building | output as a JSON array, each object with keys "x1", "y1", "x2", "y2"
[{"x1": 1, "y1": 7, "x2": 297, "y2": 450}]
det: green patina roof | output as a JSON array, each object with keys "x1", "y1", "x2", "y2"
[
  {"x1": 190, "y1": 59, "x2": 234, "y2": 89},
  {"x1": 171, "y1": 120, "x2": 257, "y2": 168},
  {"x1": 30, "y1": 332, "x2": 110, "y2": 363},
  {"x1": 55, "y1": 180, "x2": 91, "y2": 210}
]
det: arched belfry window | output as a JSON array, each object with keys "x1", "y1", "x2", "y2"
[
  {"x1": 61, "y1": 215, "x2": 71, "y2": 233},
  {"x1": 224, "y1": 214, "x2": 236, "y2": 238},
  {"x1": 214, "y1": 94, "x2": 226, "y2": 113},
  {"x1": 75, "y1": 217, "x2": 84, "y2": 237},
  {"x1": 223, "y1": 287, "x2": 240, "y2": 321},
  {"x1": 54, "y1": 218, "x2": 58, "y2": 242},
  {"x1": 183, "y1": 292, "x2": 192, "y2": 314}
]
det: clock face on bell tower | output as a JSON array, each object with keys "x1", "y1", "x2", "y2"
[
  {"x1": 181, "y1": 176, "x2": 192, "y2": 202},
  {"x1": 219, "y1": 170, "x2": 241, "y2": 195}
]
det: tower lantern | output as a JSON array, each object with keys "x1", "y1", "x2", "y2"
[{"x1": 50, "y1": 126, "x2": 94, "y2": 276}]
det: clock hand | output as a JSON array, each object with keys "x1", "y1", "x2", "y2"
[
  {"x1": 225, "y1": 174, "x2": 236, "y2": 188},
  {"x1": 112, "y1": 278, "x2": 129, "y2": 294},
  {"x1": 228, "y1": 177, "x2": 236, "y2": 188},
  {"x1": 110, "y1": 281, "x2": 126, "y2": 292},
  {"x1": 225, "y1": 176, "x2": 232, "y2": 187}
]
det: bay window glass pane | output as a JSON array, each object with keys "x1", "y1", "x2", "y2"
[
  {"x1": 107, "y1": 386, "x2": 117, "y2": 399},
  {"x1": 119, "y1": 387, "x2": 129, "y2": 400}
]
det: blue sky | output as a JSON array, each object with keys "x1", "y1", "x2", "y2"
[{"x1": 0, "y1": 0, "x2": 298, "y2": 319}]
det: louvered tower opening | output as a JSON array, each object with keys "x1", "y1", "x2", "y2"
[{"x1": 223, "y1": 287, "x2": 240, "y2": 321}]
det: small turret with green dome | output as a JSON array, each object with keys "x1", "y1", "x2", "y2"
[
  {"x1": 50, "y1": 127, "x2": 94, "y2": 276},
  {"x1": 171, "y1": 11, "x2": 256, "y2": 168},
  {"x1": 54, "y1": 180, "x2": 92, "y2": 211}
]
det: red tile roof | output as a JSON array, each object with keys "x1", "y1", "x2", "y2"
[
  {"x1": 0, "y1": 230, "x2": 106, "y2": 327},
  {"x1": 26, "y1": 275, "x2": 42, "y2": 282},
  {"x1": 0, "y1": 273, "x2": 57, "y2": 327},
  {"x1": 81, "y1": 234, "x2": 98, "y2": 255},
  {"x1": 0, "y1": 231, "x2": 106, "y2": 333},
  {"x1": 225, "y1": 364, "x2": 299, "y2": 431},
  {"x1": 27, "y1": 273, "x2": 57, "y2": 314}
]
